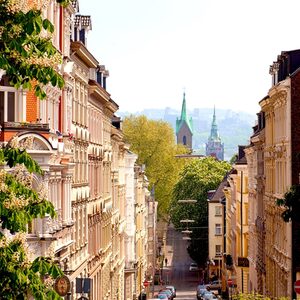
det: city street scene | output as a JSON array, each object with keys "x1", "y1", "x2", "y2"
[{"x1": 1, "y1": 0, "x2": 300, "y2": 300}]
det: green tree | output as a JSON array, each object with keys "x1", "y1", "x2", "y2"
[
  {"x1": 169, "y1": 157, "x2": 231, "y2": 266},
  {"x1": 123, "y1": 115, "x2": 188, "y2": 217},
  {"x1": 0, "y1": 1, "x2": 70, "y2": 297},
  {"x1": 0, "y1": 137, "x2": 63, "y2": 299},
  {"x1": 0, "y1": 0, "x2": 70, "y2": 99}
]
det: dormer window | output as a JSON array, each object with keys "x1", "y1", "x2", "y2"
[
  {"x1": 269, "y1": 62, "x2": 279, "y2": 87},
  {"x1": 73, "y1": 15, "x2": 92, "y2": 46}
]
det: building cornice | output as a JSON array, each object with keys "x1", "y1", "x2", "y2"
[
  {"x1": 88, "y1": 79, "x2": 110, "y2": 105},
  {"x1": 71, "y1": 41, "x2": 98, "y2": 68}
]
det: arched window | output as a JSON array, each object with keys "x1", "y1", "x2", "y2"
[{"x1": 183, "y1": 136, "x2": 187, "y2": 145}]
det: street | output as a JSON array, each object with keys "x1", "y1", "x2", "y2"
[{"x1": 153, "y1": 224, "x2": 200, "y2": 299}]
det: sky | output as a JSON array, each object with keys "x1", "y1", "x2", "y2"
[{"x1": 79, "y1": 0, "x2": 300, "y2": 115}]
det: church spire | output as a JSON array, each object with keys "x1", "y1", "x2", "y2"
[
  {"x1": 176, "y1": 92, "x2": 193, "y2": 135},
  {"x1": 209, "y1": 106, "x2": 220, "y2": 141},
  {"x1": 180, "y1": 92, "x2": 187, "y2": 121}
]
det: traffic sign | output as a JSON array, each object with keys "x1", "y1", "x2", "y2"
[
  {"x1": 143, "y1": 280, "x2": 150, "y2": 287},
  {"x1": 228, "y1": 279, "x2": 233, "y2": 287},
  {"x1": 294, "y1": 280, "x2": 300, "y2": 294}
]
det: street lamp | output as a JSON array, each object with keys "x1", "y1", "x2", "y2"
[
  {"x1": 181, "y1": 229, "x2": 193, "y2": 234},
  {"x1": 178, "y1": 199, "x2": 197, "y2": 204},
  {"x1": 180, "y1": 219, "x2": 195, "y2": 223}
]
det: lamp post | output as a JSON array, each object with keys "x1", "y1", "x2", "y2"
[{"x1": 178, "y1": 199, "x2": 197, "y2": 204}]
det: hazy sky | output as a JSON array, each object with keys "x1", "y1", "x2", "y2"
[{"x1": 79, "y1": 0, "x2": 300, "y2": 114}]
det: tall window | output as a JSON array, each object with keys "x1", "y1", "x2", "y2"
[
  {"x1": 0, "y1": 77, "x2": 22, "y2": 123},
  {"x1": 183, "y1": 135, "x2": 186, "y2": 145},
  {"x1": 215, "y1": 245, "x2": 222, "y2": 256},
  {"x1": 215, "y1": 224, "x2": 222, "y2": 235},
  {"x1": 215, "y1": 206, "x2": 222, "y2": 216}
]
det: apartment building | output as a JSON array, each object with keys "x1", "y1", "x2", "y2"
[
  {"x1": 223, "y1": 146, "x2": 249, "y2": 294},
  {"x1": 244, "y1": 112, "x2": 266, "y2": 294},
  {"x1": 1, "y1": 1, "x2": 155, "y2": 299}
]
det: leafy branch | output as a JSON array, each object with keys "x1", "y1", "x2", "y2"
[{"x1": 276, "y1": 184, "x2": 300, "y2": 222}]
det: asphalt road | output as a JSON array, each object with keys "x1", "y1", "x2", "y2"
[{"x1": 154, "y1": 224, "x2": 201, "y2": 300}]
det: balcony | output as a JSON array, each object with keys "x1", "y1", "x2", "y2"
[
  {"x1": 1, "y1": 121, "x2": 50, "y2": 142},
  {"x1": 3, "y1": 121, "x2": 50, "y2": 131}
]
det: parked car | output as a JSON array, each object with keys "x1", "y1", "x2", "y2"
[
  {"x1": 189, "y1": 262, "x2": 199, "y2": 271},
  {"x1": 196, "y1": 285, "x2": 208, "y2": 300},
  {"x1": 157, "y1": 293, "x2": 169, "y2": 299},
  {"x1": 206, "y1": 280, "x2": 221, "y2": 290},
  {"x1": 158, "y1": 289, "x2": 173, "y2": 299},
  {"x1": 202, "y1": 292, "x2": 218, "y2": 300},
  {"x1": 165, "y1": 285, "x2": 176, "y2": 298}
]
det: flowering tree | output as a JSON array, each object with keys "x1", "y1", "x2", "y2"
[
  {"x1": 0, "y1": 137, "x2": 63, "y2": 299},
  {"x1": 0, "y1": 0, "x2": 70, "y2": 297},
  {"x1": 0, "y1": 0, "x2": 70, "y2": 99}
]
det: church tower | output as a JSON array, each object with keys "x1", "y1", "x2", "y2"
[
  {"x1": 206, "y1": 107, "x2": 224, "y2": 160},
  {"x1": 176, "y1": 92, "x2": 193, "y2": 150}
]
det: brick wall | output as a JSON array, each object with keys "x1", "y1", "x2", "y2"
[{"x1": 26, "y1": 90, "x2": 39, "y2": 122}]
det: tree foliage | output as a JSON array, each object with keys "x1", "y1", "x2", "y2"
[
  {"x1": 0, "y1": 0, "x2": 70, "y2": 99},
  {"x1": 276, "y1": 184, "x2": 300, "y2": 222},
  {"x1": 123, "y1": 115, "x2": 188, "y2": 217},
  {"x1": 0, "y1": 139, "x2": 63, "y2": 299},
  {"x1": 169, "y1": 157, "x2": 231, "y2": 266},
  {"x1": 232, "y1": 293, "x2": 288, "y2": 300}
]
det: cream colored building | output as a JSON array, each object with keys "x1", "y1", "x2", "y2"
[
  {"x1": 124, "y1": 150, "x2": 138, "y2": 300},
  {"x1": 244, "y1": 112, "x2": 266, "y2": 294},
  {"x1": 2, "y1": 1, "x2": 155, "y2": 299},
  {"x1": 135, "y1": 166, "x2": 149, "y2": 299},
  {"x1": 208, "y1": 184, "x2": 226, "y2": 281},
  {"x1": 259, "y1": 65, "x2": 292, "y2": 298},
  {"x1": 223, "y1": 148, "x2": 249, "y2": 294}
]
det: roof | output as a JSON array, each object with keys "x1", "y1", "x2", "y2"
[{"x1": 209, "y1": 177, "x2": 228, "y2": 203}]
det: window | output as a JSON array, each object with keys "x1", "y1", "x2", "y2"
[
  {"x1": 183, "y1": 135, "x2": 186, "y2": 145},
  {"x1": 215, "y1": 245, "x2": 222, "y2": 257},
  {"x1": 0, "y1": 86, "x2": 21, "y2": 122},
  {"x1": 215, "y1": 224, "x2": 222, "y2": 235},
  {"x1": 215, "y1": 206, "x2": 222, "y2": 216}
]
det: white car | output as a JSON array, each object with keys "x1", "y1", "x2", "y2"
[{"x1": 189, "y1": 262, "x2": 199, "y2": 271}]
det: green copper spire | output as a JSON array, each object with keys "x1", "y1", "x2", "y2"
[
  {"x1": 181, "y1": 92, "x2": 187, "y2": 120},
  {"x1": 176, "y1": 92, "x2": 193, "y2": 134},
  {"x1": 209, "y1": 106, "x2": 220, "y2": 141}
]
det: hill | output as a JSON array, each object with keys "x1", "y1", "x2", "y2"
[{"x1": 117, "y1": 107, "x2": 256, "y2": 161}]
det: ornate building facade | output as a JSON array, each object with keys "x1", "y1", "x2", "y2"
[
  {"x1": 1, "y1": 1, "x2": 155, "y2": 299},
  {"x1": 244, "y1": 111, "x2": 266, "y2": 294},
  {"x1": 223, "y1": 147, "x2": 249, "y2": 295}
]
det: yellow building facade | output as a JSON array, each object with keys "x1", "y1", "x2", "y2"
[{"x1": 223, "y1": 149, "x2": 249, "y2": 295}]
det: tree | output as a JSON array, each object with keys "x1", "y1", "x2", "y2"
[
  {"x1": 123, "y1": 115, "x2": 188, "y2": 217},
  {"x1": 169, "y1": 157, "x2": 231, "y2": 266},
  {"x1": 276, "y1": 184, "x2": 300, "y2": 222},
  {"x1": 0, "y1": 137, "x2": 63, "y2": 299},
  {"x1": 0, "y1": 0, "x2": 70, "y2": 99},
  {"x1": 0, "y1": 1, "x2": 70, "y2": 297}
]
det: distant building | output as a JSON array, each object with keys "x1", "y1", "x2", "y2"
[
  {"x1": 206, "y1": 107, "x2": 224, "y2": 160},
  {"x1": 176, "y1": 92, "x2": 193, "y2": 150}
]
